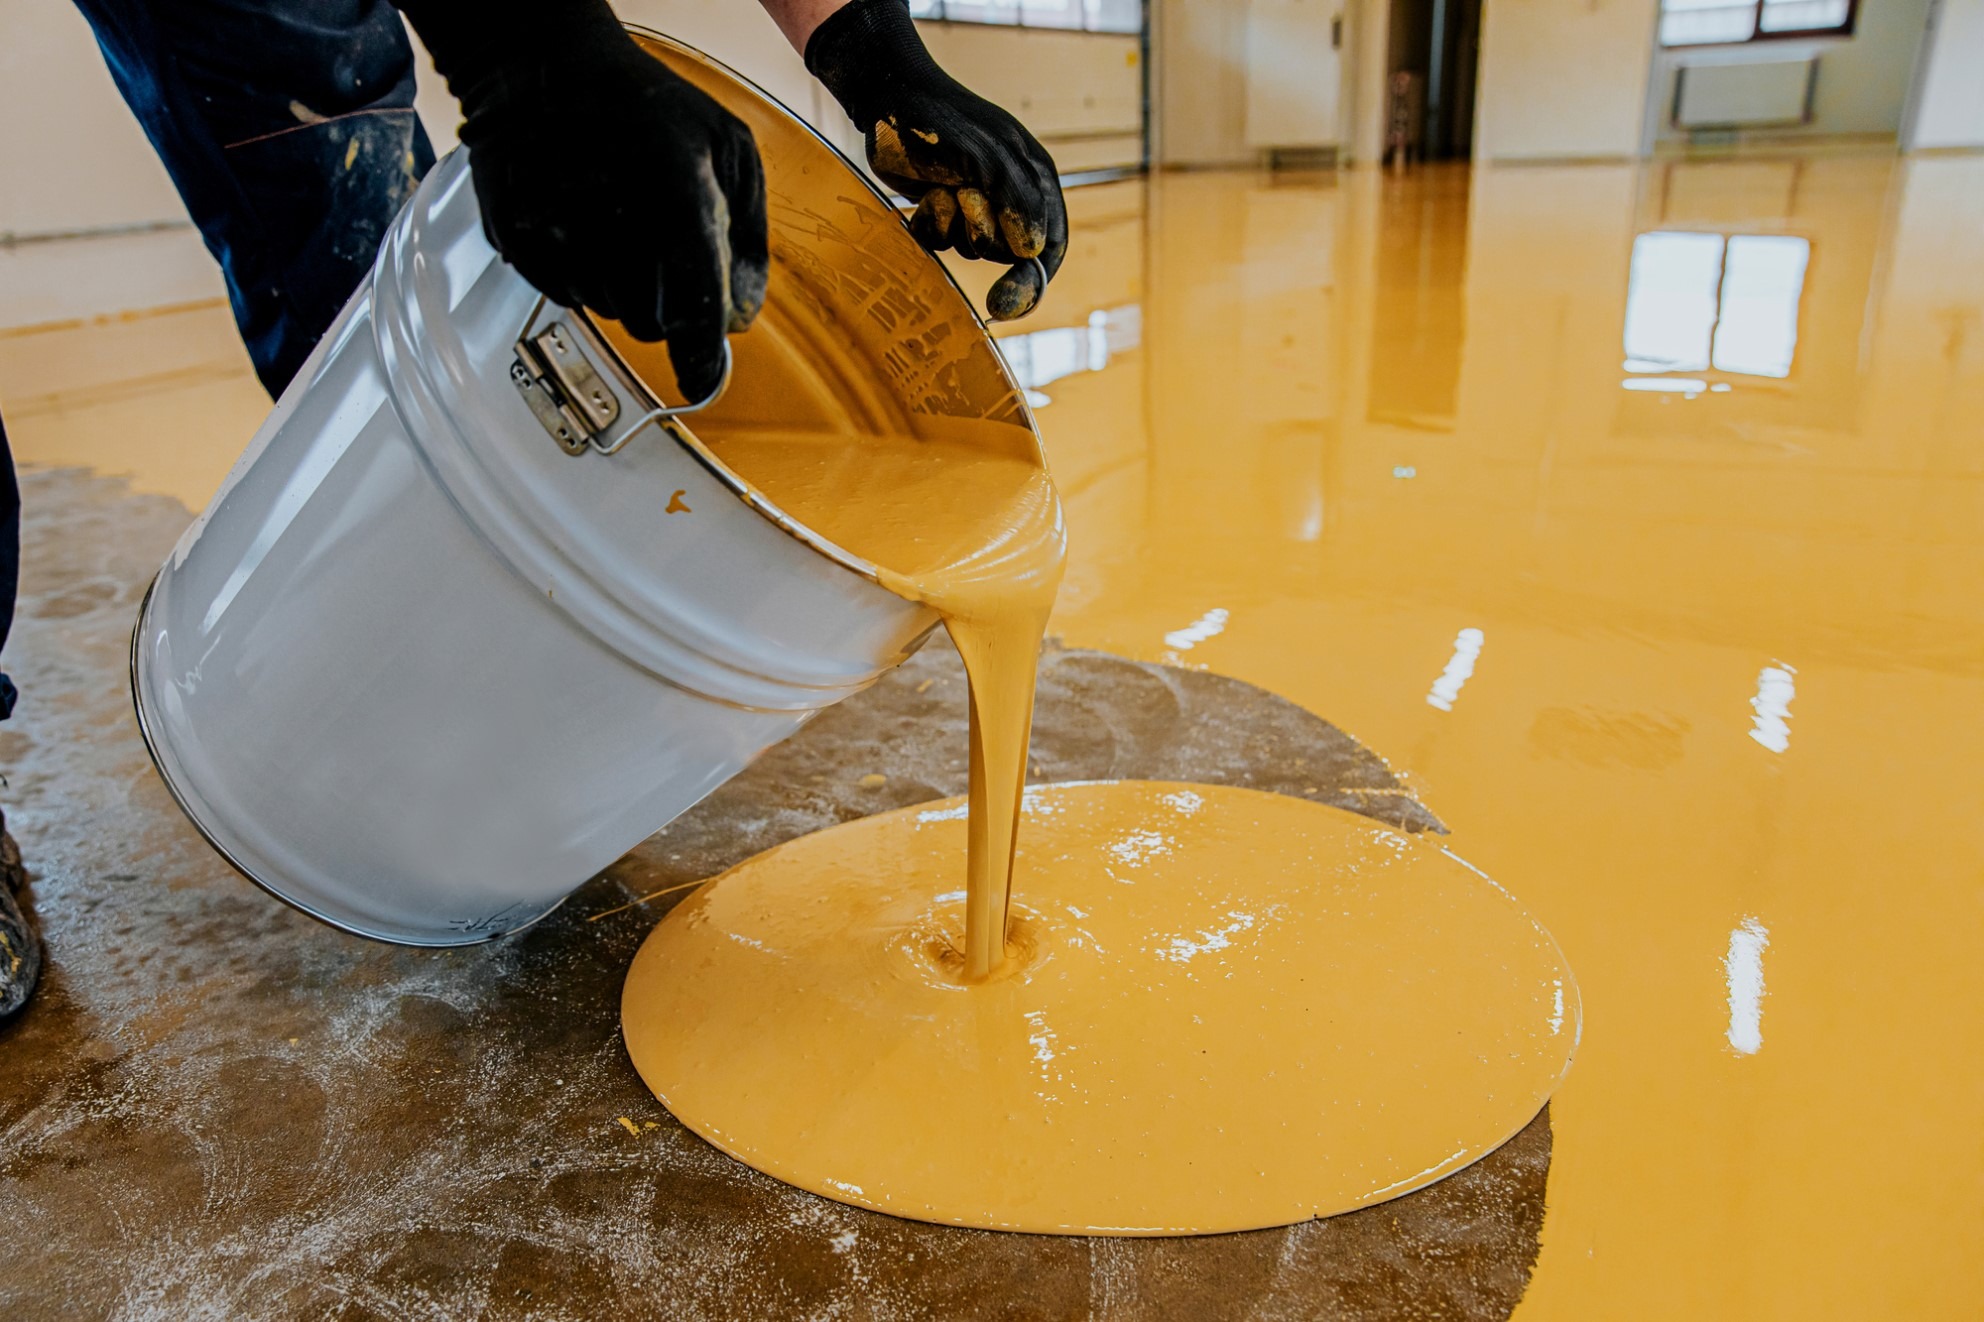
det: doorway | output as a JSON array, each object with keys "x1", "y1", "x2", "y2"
[{"x1": 1386, "y1": 0, "x2": 1482, "y2": 162}]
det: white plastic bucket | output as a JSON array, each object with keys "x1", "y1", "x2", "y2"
[{"x1": 130, "y1": 34, "x2": 1038, "y2": 944}]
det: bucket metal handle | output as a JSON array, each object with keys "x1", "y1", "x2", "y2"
[
  {"x1": 1013, "y1": 256, "x2": 1049, "y2": 319},
  {"x1": 510, "y1": 293, "x2": 731, "y2": 457}
]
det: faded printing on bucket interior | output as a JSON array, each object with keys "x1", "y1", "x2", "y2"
[{"x1": 130, "y1": 33, "x2": 1042, "y2": 944}]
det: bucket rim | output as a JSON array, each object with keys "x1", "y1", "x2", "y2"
[{"x1": 594, "y1": 27, "x2": 1049, "y2": 591}]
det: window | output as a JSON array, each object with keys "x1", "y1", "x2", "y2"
[
  {"x1": 1658, "y1": 0, "x2": 1855, "y2": 47},
  {"x1": 908, "y1": 0, "x2": 1143, "y2": 35},
  {"x1": 1623, "y1": 231, "x2": 1811, "y2": 385}
]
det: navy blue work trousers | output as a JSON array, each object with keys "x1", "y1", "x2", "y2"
[{"x1": 0, "y1": 0, "x2": 437, "y2": 716}]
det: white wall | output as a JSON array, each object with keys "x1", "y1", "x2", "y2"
[
  {"x1": 1349, "y1": 0, "x2": 1392, "y2": 162},
  {"x1": 1911, "y1": 0, "x2": 1984, "y2": 148},
  {"x1": 0, "y1": 0, "x2": 186, "y2": 236},
  {"x1": 1645, "y1": 0, "x2": 1932, "y2": 148},
  {"x1": 1152, "y1": 0, "x2": 1387, "y2": 166},
  {"x1": 1153, "y1": 0, "x2": 1252, "y2": 165},
  {"x1": 0, "y1": 0, "x2": 829, "y2": 239},
  {"x1": 920, "y1": 24, "x2": 1142, "y2": 172},
  {"x1": 0, "y1": 1, "x2": 1128, "y2": 244},
  {"x1": 1474, "y1": 0, "x2": 1659, "y2": 160}
]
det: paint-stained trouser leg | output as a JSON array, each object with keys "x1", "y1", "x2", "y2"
[
  {"x1": 1, "y1": 3, "x2": 434, "y2": 1014},
  {"x1": 69, "y1": 0, "x2": 438, "y2": 396},
  {"x1": 0, "y1": 415, "x2": 17, "y2": 728},
  {"x1": 0, "y1": 411, "x2": 36, "y2": 1021}
]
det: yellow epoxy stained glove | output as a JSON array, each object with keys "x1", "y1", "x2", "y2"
[
  {"x1": 396, "y1": 0, "x2": 769, "y2": 401},
  {"x1": 805, "y1": 0, "x2": 1068, "y2": 320}
]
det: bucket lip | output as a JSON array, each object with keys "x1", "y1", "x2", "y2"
[
  {"x1": 128, "y1": 574, "x2": 563, "y2": 948},
  {"x1": 598, "y1": 27, "x2": 1047, "y2": 589}
]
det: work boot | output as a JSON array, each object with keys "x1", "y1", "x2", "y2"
[{"x1": 0, "y1": 811, "x2": 39, "y2": 1020}]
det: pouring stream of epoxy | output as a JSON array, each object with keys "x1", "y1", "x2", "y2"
[{"x1": 695, "y1": 424, "x2": 1065, "y2": 981}]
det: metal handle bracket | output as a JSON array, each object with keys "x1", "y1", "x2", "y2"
[
  {"x1": 510, "y1": 294, "x2": 732, "y2": 457},
  {"x1": 512, "y1": 323, "x2": 620, "y2": 455}
]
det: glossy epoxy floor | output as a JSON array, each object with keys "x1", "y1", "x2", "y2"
[
  {"x1": 4, "y1": 154, "x2": 1983, "y2": 1316},
  {"x1": 999, "y1": 156, "x2": 1984, "y2": 1318}
]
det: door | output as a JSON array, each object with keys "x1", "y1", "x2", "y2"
[{"x1": 1245, "y1": 0, "x2": 1345, "y2": 149}]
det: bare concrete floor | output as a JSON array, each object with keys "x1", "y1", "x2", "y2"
[{"x1": 0, "y1": 466, "x2": 1548, "y2": 1320}]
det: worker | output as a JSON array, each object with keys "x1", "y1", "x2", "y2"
[{"x1": 0, "y1": 0, "x2": 1068, "y2": 1020}]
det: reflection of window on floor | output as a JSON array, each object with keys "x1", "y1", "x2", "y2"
[
  {"x1": 995, "y1": 304, "x2": 1141, "y2": 405},
  {"x1": 1622, "y1": 231, "x2": 1810, "y2": 392},
  {"x1": 1659, "y1": 0, "x2": 1853, "y2": 47},
  {"x1": 909, "y1": 0, "x2": 1142, "y2": 33}
]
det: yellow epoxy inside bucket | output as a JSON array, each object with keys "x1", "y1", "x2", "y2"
[{"x1": 623, "y1": 781, "x2": 1580, "y2": 1234}]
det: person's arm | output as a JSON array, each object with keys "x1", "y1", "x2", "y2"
[
  {"x1": 762, "y1": 0, "x2": 1068, "y2": 320},
  {"x1": 758, "y1": 0, "x2": 848, "y2": 48},
  {"x1": 395, "y1": 0, "x2": 767, "y2": 400}
]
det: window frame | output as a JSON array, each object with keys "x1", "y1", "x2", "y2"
[
  {"x1": 1657, "y1": 0, "x2": 1859, "y2": 50},
  {"x1": 910, "y1": 0, "x2": 1146, "y2": 37}
]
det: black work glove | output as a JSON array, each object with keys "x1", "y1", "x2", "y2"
[
  {"x1": 396, "y1": 0, "x2": 767, "y2": 400},
  {"x1": 805, "y1": 0, "x2": 1067, "y2": 321}
]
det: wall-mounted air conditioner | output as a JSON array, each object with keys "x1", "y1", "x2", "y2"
[{"x1": 1674, "y1": 55, "x2": 1819, "y2": 129}]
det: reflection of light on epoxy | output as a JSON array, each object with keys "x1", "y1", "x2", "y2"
[
  {"x1": 1164, "y1": 607, "x2": 1229, "y2": 652},
  {"x1": 1426, "y1": 628, "x2": 1485, "y2": 711},
  {"x1": 996, "y1": 304, "x2": 1142, "y2": 396},
  {"x1": 1621, "y1": 232, "x2": 1809, "y2": 386},
  {"x1": 1107, "y1": 829, "x2": 1173, "y2": 868},
  {"x1": 1157, "y1": 910, "x2": 1259, "y2": 963},
  {"x1": 1622, "y1": 377, "x2": 1707, "y2": 395},
  {"x1": 1364, "y1": 1146, "x2": 1471, "y2": 1200},
  {"x1": 1623, "y1": 231, "x2": 1724, "y2": 372},
  {"x1": 1725, "y1": 917, "x2": 1770, "y2": 1055},
  {"x1": 1549, "y1": 981, "x2": 1566, "y2": 1035},
  {"x1": 917, "y1": 786, "x2": 1063, "y2": 825},
  {"x1": 1714, "y1": 236, "x2": 1809, "y2": 379},
  {"x1": 1750, "y1": 664, "x2": 1797, "y2": 753},
  {"x1": 1025, "y1": 1011, "x2": 1066, "y2": 1104},
  {"x1": 1025, "y1": 1009, "x2": 1058, "y2": 1064}
]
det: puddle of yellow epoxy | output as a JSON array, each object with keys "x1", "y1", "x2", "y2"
[
  {"x1": 1024, "y1": 158, "x2": 1984, "y2": 1311},
  {"x1": 624, "y1": 781, "x2": 1579, "y2": 1234}
]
